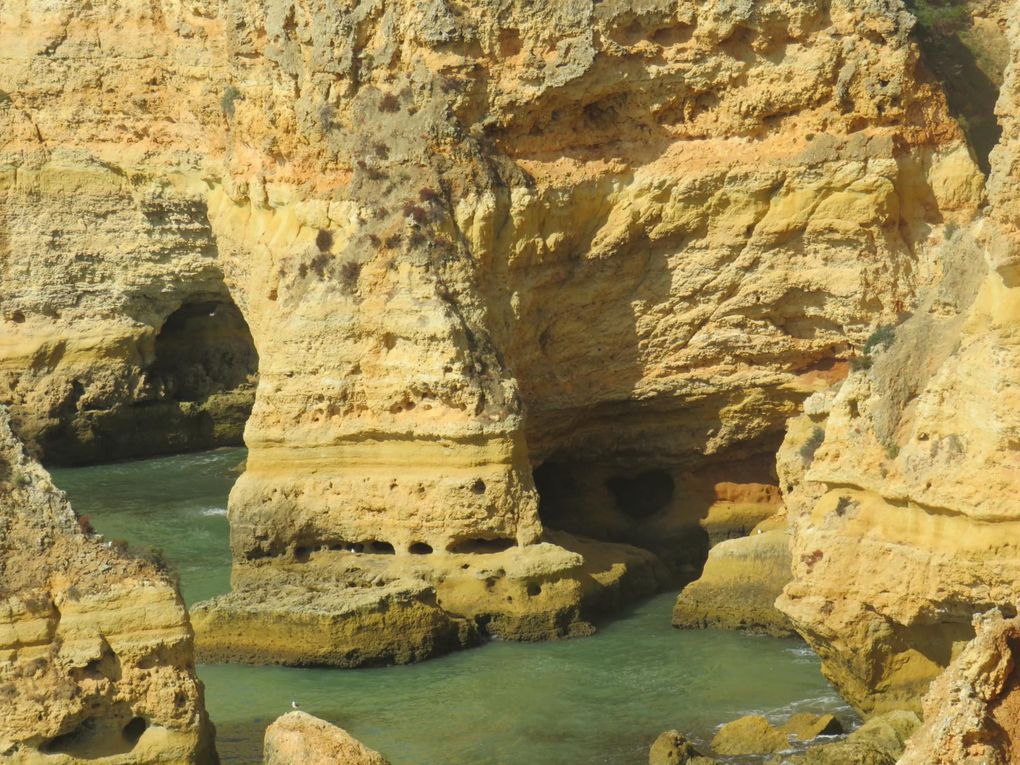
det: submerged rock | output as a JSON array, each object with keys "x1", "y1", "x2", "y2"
[
  {"x1": 898, "y1": 610, "x2": 1020, "y2": 765},
  {"x1": 649, "y1": 730, "x2": 715, "y2": 765},
  {"x1": 264, "y1": 712, "x2": 388, "y2": 765},
  {"x1": 0, "y1": 407, "x2": 217, "y2": 763}
]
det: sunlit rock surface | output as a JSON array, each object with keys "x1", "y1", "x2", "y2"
[{"x1": 0, "y1": 407, "x2": 216, "y2": 763}]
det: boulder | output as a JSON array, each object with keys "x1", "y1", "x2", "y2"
[
  {"x1": 264, "y1": 711, "x2": 388, "y2": 765},
  {"x1": 779, "y1": 713, "x2": 844, "y2": 741},
  {"x1": 648, "y1": 730, "x2": 715, "y2": 765},
  {"x1": 711, "y1": 715, "x2": 788, "y2": 755}
]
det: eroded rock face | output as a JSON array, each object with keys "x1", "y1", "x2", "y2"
[
  {"x1": 0, "y1": 3, "x2": 255, "y2": 466},
  {"x1": 0, "y1": 0, "x2": 979, "y2": 662},
  {"x1": 0, "y1": 408, "x2": 216, "y2": 763},
  {"x1": 778, "y1": 0, "x2": 1020, "y2": 716},
  {"x1": 898, "y1": 610, "x2": 1020, "y2": 765}
]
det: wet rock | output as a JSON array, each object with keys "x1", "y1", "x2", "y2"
[
  {"x1": 779, "y1": 713, "x2": 844, "y2": 741},
  {"x1": 769, "y1": 710, "x2": 919, "y2": 765},
  {"x1": 264, "y1": 711, "x2": 388, "y2": 765},
  {"x1": 711, "y1": 715, "x2": 788, "y2": 755},
  {"x1": 648, "y1": 730, "x2": 715, "y2": 765}
]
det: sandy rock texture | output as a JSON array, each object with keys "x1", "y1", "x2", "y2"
[
  {"x1": 778, "y1": 0, "x2": 1020, "y2": 716},
  {"x1": 672, "y1": 513, "x2": 794, "y2": 636},
  {"x1": 0, "y1": 0, "x2": 979, "y2": 663},
  {"x1": 200, "y1": 0, "x2": 977, "y2": 661},
  {"x1": 0, "y1": 3, "x2": 257, "y2": 466},
  {"x1": 649, "y1": 730, "x2": 715, "y2": 765},
  {"x1": 897, "y1": 610, "x2": 1020, "y2": 765},
  {"x1": 770, "y1": 710, "x2": 919, "y2": 764},
  {"x1": 263, "y1": 712, "x2": 387, "y2": 765},
  {"x1": 0, "y1": 407, "x2": 216, "y2": 763}
]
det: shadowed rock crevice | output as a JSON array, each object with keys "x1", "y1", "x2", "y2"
[
  {"x1": 906, "y1": 0, "x2": 1008, "y2": 173},
  {"x1": 37, "y1": 289, "x2": 258, "y2": 466}
]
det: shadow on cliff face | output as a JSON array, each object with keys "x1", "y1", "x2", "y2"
[
  {"x1": 905, "y1": 0, "x2": 1007, "y2": 174},
  {"x1": 40, "y1": 292, "x2": 258, "y2": 466},
  {"x1": 533, "y1": 447, "x2": 783, "y2": 585}
]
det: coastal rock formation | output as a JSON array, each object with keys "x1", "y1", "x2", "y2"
[
  {"x1": 0, "y1": 2, "x2": 256, "y2": 466},
  {"x1": 897, "y1": 610, "x2": 1020, "y2": 765},
  {"x1": 195, "y1": 0, "x2": 978, "y2": 662},
  {"x1": 770, "y1": 710, "x2": 919, "y2": 764},
  {"x1": 0, "y1": 408, "x2": 216, "y2": 762},
  {"x1": 778, "y1": 0, "x2": 1020, "y2": 716},
  {"x1": 0, "y1": 0, "x2": 983, "y2": 664},
  {"x1": 649, "y1": 730, "x2": 715, "y2": 765},
  {"x1": 672, "y1": 514, "x2": 794, "y2": 636},
  {"x1": 264, "y1": 712, "x2": 388, "y2": 765},
  {"x1": 672, "y1": 388, "x2": 835, "y2": 636}
]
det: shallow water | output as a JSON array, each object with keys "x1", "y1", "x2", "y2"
[{"x1": 52, "y1": 449, "x2": 854, "y2": 765}]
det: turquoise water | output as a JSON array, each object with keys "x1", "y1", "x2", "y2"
[{"x1": 51, "y1": 450, "x2": 854, "y2": 765}]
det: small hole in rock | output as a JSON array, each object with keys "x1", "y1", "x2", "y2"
[
  {"x1": 527, "y1": 583, "x2": 542, "y2": 597},
  {"x1": 366, "y1": 540, "x2": 395, "y2": 554},
  {"x1": 447, "y1": 537, "x2": 516, "y2": 554},
  {"x1": 471, "y1": 479, "x2": 486, "y2": 494},
  {"x1": 122, "y1": 717, "x2": 147, "y2": 745},
  {"x1": 409, "y1": 542, "x2": 433, "y2": 555}
]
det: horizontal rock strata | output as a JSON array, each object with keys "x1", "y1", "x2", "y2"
[
  {"x1": 778, "y1": 0, "x2": 1020, "y2": 716},
  {"x1": 0, "y1": 407, "x2": 216, "y2": 763},
  {"x1": 0, "y1": 0, "x2": 987, "y2": 666}
]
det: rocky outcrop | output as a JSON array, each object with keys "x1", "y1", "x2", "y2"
[
  {"x1": 0, "y1": 407, "x2": 216, "y2": 762},
  {"x1": 672, "y1": 388, "x2": 836, "y2": 636},
  {"x1": 897, "y1": 610, "x2": 1020, "y2": 765},
  {"x1": 771, "y1": 710, "x2": 919, "y2": 765},
  {"x1": 0, "y1": 0, "x2": 982, "y2": 664},
  {"x1": 0, "y1": 3, "x2": 256, "y2": 466},
  {"x1": 672, "y1": 514, "x2": 794, "y2": 636},
  {"x1": 264, "y1": 712, "x2": 388, "y2": 765},
  {"x1": 707, "y1": 713, "x2": 845, "y2": 758},
  {"x1": 649, "y1": 730, "x2": 715, "y2": 765},
  {"x1": 778, "y1": 0, "x2": 1020, "y2": 716}
]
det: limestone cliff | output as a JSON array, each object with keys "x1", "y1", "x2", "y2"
[
  {"x1": 0, "y1": 0, "x2": 983, "y2": 664},
  {"x1": 778, "y1": 0, "x2": 1020, "y2": 716},
  {"x1": 0, "y1": 407, "x2": 216, "y2": 763},
  {"x1": 898, "y1": 610, "x2": 1020, "y2": 765}
]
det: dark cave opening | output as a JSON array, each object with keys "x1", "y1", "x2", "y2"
[
  {"x1": 38, "y1": 294, "x2": 260, "y2": 466},
  {"x1": 606, "y1": 470, "x2": 675, "y2": 519},
  {"x1": 150, "y1": 299, "x2": 258, "y2": 402}
]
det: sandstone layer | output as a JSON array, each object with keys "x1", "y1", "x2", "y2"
[
  {"x1": 0, "y1": 407, "x2": 216, "y2": 763},
  {"x1": 263, "y1": 712, "x2": 388, "y2": 765},
  {"x1": 0, "y1": 0, "x2": 983, "y2": 663},
  {"x1": 897, "y1": 610, "x2": 1020, "y2": 765},
  {"x1": 778, "y1": 0, "x2": 1020, "y2": 716}
]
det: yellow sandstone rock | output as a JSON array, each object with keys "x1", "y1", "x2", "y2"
[
  {"x1": 0, "y1": 0, "x2": 982, "y2": 667},
  {"x1": 264, "y1": 712, "x2": 388, "y2": 765},
  {"x1": 0, "y1": 407, "x2": 216, "y2": 763}
]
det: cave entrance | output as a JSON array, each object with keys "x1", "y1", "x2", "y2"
[
  {"x1": 150, "y1": 299, "x2": 258, "y2": 403},
  {"x1": 532, "y1": 451, "x2": 783, "y2": 584}
]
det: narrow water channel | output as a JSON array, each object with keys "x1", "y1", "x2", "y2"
[{"x1": 51, "y1": 449, "x2": 854, "y2": 765}]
